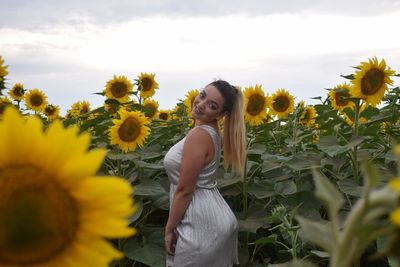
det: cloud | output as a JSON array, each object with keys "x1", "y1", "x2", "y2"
[
  {"x1": 1, "y1": 9, "x2": 400, "y2": 114},
  {"x1": 2, "y1": 0, "x2": 400, "y2": 29}
]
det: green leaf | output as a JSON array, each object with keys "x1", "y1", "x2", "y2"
[
  {"x1": 247, "y1": 179, "x2": 276, "y2": 199},
  {"x1": 361, "y1": 161, "x2": 380, "y2": 190},
  {"x1": 337, "y1": 178, "x2": 363, "y2": 197},
  {"x1": 123, "y1": 240, "x2": 165, "y2": 267},
  {"x1": 274, "y1": 180, "x2": 297, "y2": 195},
  {"x1": 134, "y1": 179, "x2": 169, "y2": 210},
  {"x1": 254, "y1": 234, "x2": 277, "y2": 245},
  {"x1": 312, "y1": 169, "x2": 344, "y2": 213},
  {"x1": 317, "y1": 136, "x2": 366, "y2": 157},
  {"x1": 238, "y1": 204, "x2": 269, "y2": 233},
  {"x1": 296, "y1": 216, "x2": 334, "y2": 254},
  {"x1": 135, "y1": 160, "x2": 165, "y2": 170},
  {"x1": 285, "y1": 151, "x2": 321, "y2": 171}
]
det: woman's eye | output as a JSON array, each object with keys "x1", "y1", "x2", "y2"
[{"x1": 209, "y1": 104, "x2": 217, "y2": 110}]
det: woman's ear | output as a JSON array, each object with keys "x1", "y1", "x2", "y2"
[{"x1": 219, "y1": 111, "x2": 228, "y2": 119}]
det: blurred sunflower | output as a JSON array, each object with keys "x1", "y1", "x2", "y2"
[
  {"x1": 104, "y1": 102, "x2": 120, "y2": 115},
  {"x1": 0, "y1": 107, "x2": 136, "y2": 267},
  {"x1": 24, "y1": 89, "x2": 47, "y2": 112},
  {"x1": 269, "y1": 89, "x2": 295, "y2": 119},
  {"x1": 183, "y1": 89, "x2": 199, "y2": 117},
  {"x1": 8, "y1": 83, "x2": 25, "y2": 101},
  {"x1": 104, "y1": 75, "x2": 133, "y2": 103},
  {"x1": 329, "y1": 83, "x2": 355, "y2": 111},
  {"x1": 143, "y1": 98, "x2": 159, "y2": 119},
  {"x1": 137, "y1": 73, "x2": 159, "y2": 99},
  {"x1": 109, "y1": 109, "x2": 150, "y2": 152},
  {"x1": 0, "y1": 56, "x2": 8, "y2": 81},
  {"x1": 389, "y1": 178, "x2": 400, "y2": 226},
  {"x1": 299, "y1": 105, "x2": 317, "y2": 128},
  {"x1": 243, "y1": 84, "x2": 269, "y2": 126},
  {"x1": 342, "y1": 108, "x2": 368, "y2": 126},
  {"x1": 350, "y1": 57, "x2": 395, "y2": 106},
  {"x1": 79, "y1": 101, "x2": 91, "y2": 116},
  {"x1": 158, "y1": 109, "x2": 171, "y2": 121},
  {"x1": 44, "y1": 104, "x2": 60, "y2": 120},
  {"x1": 0, "y1": 96, "x2": 12, "y2": 115},
  {"x1": 171, "y1": 104, "x2": 185, "y2": 120}
]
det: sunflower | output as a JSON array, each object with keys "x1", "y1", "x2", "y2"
[
  {"x1": 24, "y1": 89, "x2": 48, "y2": 112},
  {"x1": 0, "y1": 96, "x2": 12, "y2": 116},
  {"x1": 243, "y1": 84, "x2": 269, "y2": 126},
  {"x1": 329, "y1": 83, "x2": 355, "y2": 111},
  {"x1": 68, "y1": 101, "x2": 81, "y2": 118},
  {"x1": 342, "y1": 108, "x2": 368, "y2": 126},
  {"x1": 8, "y1": 83, "x2": 25, "y2": 101},
  {"x1": 0, "y1": 56, "x2": 8, "y2": 80},
  {"x1": 137, "y1": 73, "x2": 159, "y2": 99},
  {"x1": 299, "y1": 105, "x2": 317, "y2": 128},
  {"x1": 350, "y1": 57, "x2": 395, "y2": 106},
  {"x1": 389, "y1": 178, "x2": 400, "y2": 226},
  {"x1": 183, "y1": 89, "x2": 199, "y2": 117},
  {"x1": 44, "y1": 104, "x2": 60, "y2": 120},
  {"x1": 109, "y1": 109, "x2": 150, "y2": 152},
  {"x1": 104, "y1": 75, "x2": 133, "y2": 103},
  {"x1": 269, "y1": 89, "x2": 295, "y2": 119},
  {"x1": 0, "y1": 107, "x2": 136, "y2": 267},
  {"x1": 104, "y1": 102, "x2": 120, "y2": 114},
  {"x1": 79, "y1": 101, "x2": 91, "y2": 116},
  {"x1": 158, "y1": 109, "x2": 171, "y2": 121},
  {"x1": 142, "y1": 98, "x2": 159, "y2": 119}
]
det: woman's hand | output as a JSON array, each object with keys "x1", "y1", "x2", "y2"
[{"x1": 165, "y1": 228, "x2": 178, "y2": 255}]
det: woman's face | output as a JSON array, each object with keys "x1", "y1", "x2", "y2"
[{"x1": 192, "y1": 85, "x2": 225, "y2": 123}]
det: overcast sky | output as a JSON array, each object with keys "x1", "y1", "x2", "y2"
[{"x1": 1, "y1": 0, "x2": 400, "y2": 113}]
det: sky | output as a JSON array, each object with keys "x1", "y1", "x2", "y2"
[{"x1": 1, "y1": 0, "x2": 400, "y2": 114}]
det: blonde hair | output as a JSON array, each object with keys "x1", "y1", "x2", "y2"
[{"x1": 222, "y1": 88, "x2": 246, "y2": 177}]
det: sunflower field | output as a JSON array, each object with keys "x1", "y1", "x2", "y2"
[{"x1": 1, "y1": 55, "x2": 400, "y2": 267}]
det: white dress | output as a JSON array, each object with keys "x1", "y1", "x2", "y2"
[{"x1": 164, "y1": 124, "x2": 239, "y2": 267}]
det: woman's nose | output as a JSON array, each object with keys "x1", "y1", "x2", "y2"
[{"x1": 197, "y1": 100, "x2": 206, "y2": 110}]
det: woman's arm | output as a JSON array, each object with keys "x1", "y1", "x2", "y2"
[{"x1": 165, "y1": 127, "x2": 213, "y2": 255}]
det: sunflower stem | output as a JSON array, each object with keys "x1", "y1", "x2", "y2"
[{"x1": 352, "y1": 99, "x2": 361, "y2": 184}]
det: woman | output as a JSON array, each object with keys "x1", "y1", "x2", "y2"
[{"x1": 164, "y1": 79, "x2": 246, "y2": 266}]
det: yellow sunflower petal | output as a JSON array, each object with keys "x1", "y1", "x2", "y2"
[
  {"x1": 389, "y1": 178, "x2": 400, "y2": 192},
  {"x1": 389, "y1": 208, "x2": 400, "y2": 226}
]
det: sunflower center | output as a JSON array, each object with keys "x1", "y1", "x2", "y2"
[
  {"x1": 159, "y1": 112, "x2": 168, "y2": 120},
  {"x1": 45, "y1": 106, "x2": 55, "y2": 116},
  {"x1": 31, "y1": 94, "x2": 43, "y2": 107},
  {"x1": 335, "y1": 91, "x2": 350, "y2": 106},
  {"x1": 111, "y1": 82, "x2": 128, "y2": 98},
  {"x1": 118, "y1": 117, "x2": 141, "y2": 142},
  {"x1": 13, "y1": 87, "x2": 24, "y2": 97},
  {"x1": 80, "y1": 106, "x2": 89, "y2": 115},
  {"x1": 0, "y1": 167, "x2": 78, "y2": 265},
  {"x1": 246, "y1": 94, "x2": 265, "y2": 116},
  {"x1": 141, "y1": 78, "x2": 153, "y2": 92},
  {"x1": 361, "y1": 68, "x2": 385, "y2": 95},
  {"x1": 273, "y1": 96, "x2": 290, "y2": 112},
  {"x1": 144, "y1": 105, "x2": 156, "y2": 118}
]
